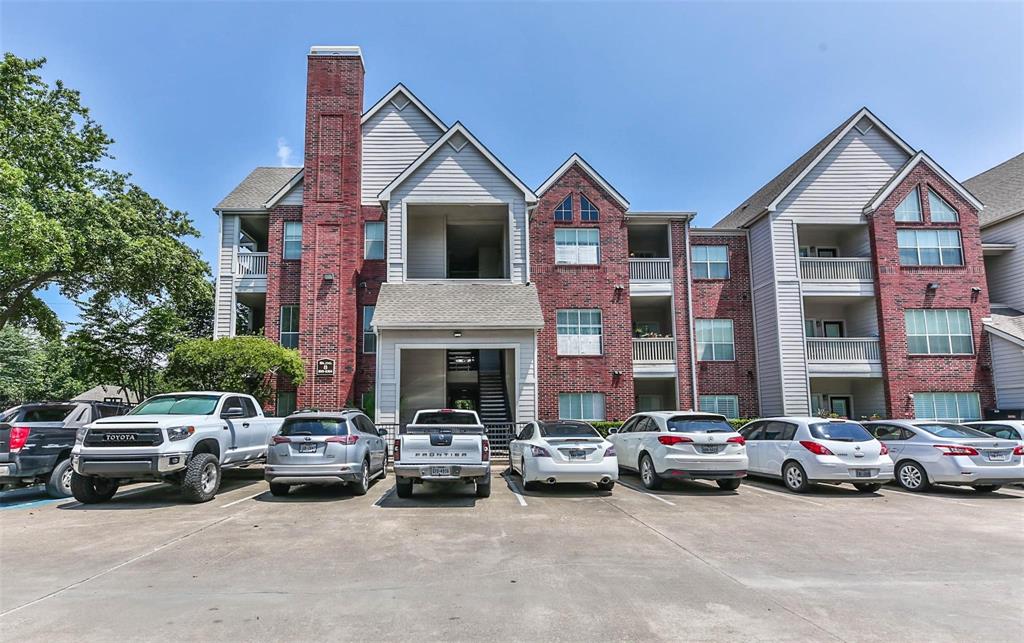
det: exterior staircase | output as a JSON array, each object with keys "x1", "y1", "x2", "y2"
[{"x1": 477, "y1": 370, "x2": 512, "y2": 424}]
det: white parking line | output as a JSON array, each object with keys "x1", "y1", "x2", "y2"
[
  {"x1": 617, "y1": 481, "x2": 676, "y2": 506},
  {"x1": 742, "y1": 483, "x2": 826, "y2": 507},
  {"x1": 503, "y1": 474, "x2": 528, "y2": 506},
  {"x1": 882, "y1": 488, "x2": 983, "y2": 508},
  {"x1": 220, "y1": 490, "x2": 266, "y2": 508}
]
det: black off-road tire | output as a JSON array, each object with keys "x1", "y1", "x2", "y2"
[
  {"x1": 475, "y1": 477, "x2": 492, "y2": 498},
  {"x1": 70, "y1": 472, "x2": 119, "y2": 504},
  {"x1": 269, "y1": 482, "x2": 290, "y2": 496},
  {"x1": 395, "y1": 479, "x2": 414, "y2": 498},
  {"x1": 596, "y1": 479, "x2": 615, "y2": 492},
  {"x1": 181, "y1": 453, "x2": 221, "y2": 503},
  {"x1": 716, "y1": 478, "x2": 742, "y2": 491},
  {"x1": 46, "y1": 458, "x2": 75, "y2": 498}
]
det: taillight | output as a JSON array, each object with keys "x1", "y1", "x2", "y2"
[
  {"x1": 658, "y1": 435, "x2": 693, "y2": 446},
  {"x1": 482, "y1": 438, "x2": 490, "y2": 461},
  {"x1": 1014, "y1": 445, "x2": 1024, "y2": 456},
  {"x1": 271, "y1": 435, "x2": 291, "y2": 444},
  {"x1": 394, "y1": 438, "x2": 401, "y2": 462},
  {"x1": 8, "y1": 426, "x2": 30, "y2": 452},
  {"x1": 604, "y1": 445, "x2": 616, "y2": 457},
  {"x1": 727, "y1": 436, "x2": 746, "y2": 446},
  {"x1": 935, "y1": 444, "x2": 979, "y2": 456},
  {"x1": 879, "y1": 442, "x2": 889, "y2": 456},
  {"x1": 799, "y1": 440, "x2": 834, "y2": 456},
  {"x1": 529, "y1": 445, "x2": 550, "y2": 457},
  {"x1": 325, "y1": 435, "x2": 359, "y2": 444}
]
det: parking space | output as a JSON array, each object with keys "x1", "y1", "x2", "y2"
[{"x1": 1, "y1": 467, "x2": 1021, "y2": 641}]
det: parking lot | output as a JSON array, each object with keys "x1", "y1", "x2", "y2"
[{"x1": 1, "y1": 467, "x2": 1022, "y2": 642}]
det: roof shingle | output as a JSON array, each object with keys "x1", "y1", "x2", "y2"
[
  {"x1": 372, "y1": 282, "x2": 544, "y2": 329},
  {"x1": 215, "y1": 167, "x2": 301, "y2": 211},
  {"x1": 964, "y1": 153, "x2": 1024, "y2": 228}
]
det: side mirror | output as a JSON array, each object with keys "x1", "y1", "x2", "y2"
[
  {"x1": 221, "y1": 407, "x2": 245, "y2": 419},
  {"x1": 608, "y1": 427, "x2": 619, "y2": 434}
]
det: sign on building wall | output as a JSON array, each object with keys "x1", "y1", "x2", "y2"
[{"x1": 316, "y1": 359, "x2": 335, "y2": 376}]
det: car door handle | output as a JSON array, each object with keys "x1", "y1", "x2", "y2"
[{"x1": 242, "y1": 422, "x2": 250, "y2": 428}]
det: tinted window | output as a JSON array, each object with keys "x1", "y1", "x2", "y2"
[
  {"x1": 280, "y1": 418, "x2": 347, "y2": 436},
  {"x1": 355, "y1": 416, "x2": 377, "y2": 434},
  {"x1": 539, "y1": 422, "x2": 600, "y2": 438},
  {"x1": 618, "y1": 417, "x2": 639, "y2": 434},
  {"x1": 19, "y1": 406, "x2": 75, "y2": 423},
  {"x1": 666, "y1": 416, "x2": 733, "y2": 433},
  {"x1": 96, "y1": 404, "x2": 126, "y2": 418},
  {"x1": 516, "y1": 424, "x2": 535, "y2": 441},
  {"x1": 130, "y1": 395, "x2": 220, "y2": 416},
  {"x1": 870, "y1": 424, "x2": 908, "y2": 441},
  {"x1": 762, "y1": 421, "x2": 791, "y2": 440},
  {"x1": 413, "y1": 411, "x2": 479, "y2": 425},
  {"x1": 240, "y1": 398, "x2": 258, "y2": 418},
  {"x1": 740, "y1": 422, "x2": 764, "y2": 440},
  {"x1": 637, "y1": 417, "x2": 657, "y2": 432},
  {"x1": 917, "y1": 423, "x2": 991, "y2": 439},
  {"x1": 809, "y1": 421, "x2": 873, "y2": 442},
  {"x1": 779, "y1": 423, "x2": 797, "y2": 441},
  {"x1": 966, "y1": 424, "x2": 1019, "y2": 440}
]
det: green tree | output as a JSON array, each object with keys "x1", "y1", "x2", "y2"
[
  {"x1": 0, "y1": 325, "x2": 87, "y2": 406},
  {"x1": 164, "y1": 336, "x2": 305, "y2": 406},
  {"x1": 0, "y1": 53, "x2": 209, "y2": 338}
]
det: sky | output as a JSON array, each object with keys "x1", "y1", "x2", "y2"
[{"x1": 5, "y1": 1, "x2": 1023, "y2": 324}]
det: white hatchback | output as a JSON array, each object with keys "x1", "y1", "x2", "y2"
[
  {"x1": 607, "y1": 412, "x2": 747, "y2": 490},
  {"x1": 739, "y1": 417, "x2": 894, "y2": 493},
  {"x1": 509, "y1": 420, "x2": 618, "y2": 491}
]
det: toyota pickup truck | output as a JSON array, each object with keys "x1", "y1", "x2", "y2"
[
  {"x1": 70, "y1": 392, "x2": 283, "y2": 503},
  {"x1": 393, "y1": 409, "x2": 491, "y2": 498}
]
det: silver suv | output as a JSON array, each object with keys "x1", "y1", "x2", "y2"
[{"x1": 265, "y1": 411, "x2": 388, "y2": 496}]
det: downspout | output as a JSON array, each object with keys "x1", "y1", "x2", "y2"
[{"x1": 684, "y1": 220, "x2": 699, "y2": 410}]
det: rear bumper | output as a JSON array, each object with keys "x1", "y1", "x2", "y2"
[
  {"x1": 265, "y1": 462, "x2": 362, "y2": 485},
  {"x1": 525, "y1": 459, "x2": 619, "y2": 484},
  {"x1": 0, "y1": 454, "x2": 59, "y2": 482},
  {"x1": 394, "y1": 463, "x2": 490, "y2": 481},
  {"x1": 805, "y1": 460, "x2": 895, "y2": 483},
  {"x1": 926, "y1": 458, "x2": 1024, "y2": 485},
  {"x1": 657, "y1": 454, "x2": 748, "y2": 479},
  {"x1": 72, "y1": 453, "x2": 189, "y2": 478}
]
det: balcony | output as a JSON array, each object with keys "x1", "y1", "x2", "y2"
[
  {"x1": 236, "y1": 252, "x2": 269, "y2": 277},
  {"x1": 633, "y1": 337, "x2": 676, "y2": 363},
  {"x1": 799, "y1": 257, "x2": 874, "y2": 296},
  {"x1": 628, "y1": 223, "x2": 672, "y2": 296},
  {"x1": 806, "y1": 338, "x2": 882, "y2": 377},
  {"x1": 629, "y1": 258, "x2": 671, "y2": 282}
]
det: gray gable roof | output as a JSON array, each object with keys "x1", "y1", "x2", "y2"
[
  {"x1": 986, "y1": 306, "x2": 1024, "y2": 346},
  {"x1": 372, "y1": 282, "x2": 544, "y2": 329},
  {"x1": 964, "y1": 153, "x2": 1024, "y2": 228},
  {"x1": 215, "y1": 167, "x2": 302, "y2": 211}
]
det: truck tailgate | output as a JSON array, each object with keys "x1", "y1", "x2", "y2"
[{"x1": 401, "y1": 430, "x2": 484, "y2": 465}]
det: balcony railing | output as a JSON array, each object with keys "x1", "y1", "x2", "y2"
[
  {"x1": 629, "y1": 258, "x2": 671, "y2": 281},
  {"x1": 236, "y1": 252, "x2": 269, "y2": 277},
  {"x1": 632, "y1": 337, "x2": 676, "y2": 363},
  {"x1": 806, "y1": 338, "x2": 881, "y2": 362},
  {"x1": 800, "y1": 257, "x2": 872, "y2": 281}
]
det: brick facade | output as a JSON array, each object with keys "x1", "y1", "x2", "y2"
[
  {"x1": 690, "y1": 232, "x2": 759, "y2": 418},
  {"x1": 868, "y1": 162, "x2": 995, "y2": 418}
]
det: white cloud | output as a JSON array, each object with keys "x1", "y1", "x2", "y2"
[{"x1": 276, "y1": 137, "x2": 293, "y2": 166}]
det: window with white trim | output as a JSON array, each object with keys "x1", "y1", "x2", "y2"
[
  {"x1": 691, "y1": 245, "x2": 729, "y2": 279},
  {"x1": 913, "y1": 392, "x2": 981, "y2": 422},
  {"x1": 894, "y1": 187, "x2": 922, "y2": 222},
  {"x1": 559, "y1": 393, "x2": 605, "y2": 420},
  {"x1": 554, "y1": 195, "x2": 572, "y2": 221},
  {"x1": 362, "y1": 306, "x2": 376, "y2": 353},
  {"x1": 905, "y1": 309, "x2": 973, "y2": 354},
  {"x1": 280, "y1": 305, "x2": 299, "y2": 348},
  {"x1": 699, "y1": 395, "x2": 740, "y2": 419},
  {"x1": 897, "y1": 229, "x2": 963, "y2": 266},
  {"x1": 283, "y1": 222, "x2": 302, "y2": 260},
  {"x1": 554, "y1": 228, "x2": 600, "y2": 265},
  {"x1": 557, "y1": 309, "x2": 602, "y2": 355},
  {"x1": 364, "y1": 222, "x2": 385, "y2": 259},
  {"x1": 927, "y1": 189, "x2": 958, "y2": 222},
  {"x1": 695, "y1": 319, "x2": 735, "y2": 361},
  {"x1": 580, "y1": 194, "x2": 599, "y2": 221}
]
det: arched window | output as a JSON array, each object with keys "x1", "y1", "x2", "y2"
[
  {"x1": 554, "y1": 195, "x2": 572, "y2": 221},
  {"x1": 580, "y1": 194, "x2": 599, "y2": 221}
]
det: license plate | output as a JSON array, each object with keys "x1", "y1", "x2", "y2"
[
  {"x1": 430, "y1": 466, "x2": 451, "y2": 476},
  {"x1": 853, "y1": 469, "x2": 873, "y2": 478},
  {"x1": 568, "y1": 449, "x2": 587, "y2": 460},
  {"x1": 701, "y1": 445, "x2": 721, "y2": 454},
  {"x1": 105, "y1": 433, "x2": 136, "y2": 441},
  {"x1": 297, "y1": 443, "x2": 318, "y2": 453},
  {"x1": 987, "y1": 451, "x2": 1010, "y2": 462}
]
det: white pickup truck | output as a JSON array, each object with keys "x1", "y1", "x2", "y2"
[
  {"x1": 393, "y1": 409, "x2": 491, "y2": 499},
  {"x1": 71, "y1": 392, "x2": 283, "y2": 503}
]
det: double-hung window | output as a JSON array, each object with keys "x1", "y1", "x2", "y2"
[
  {"x1": 362, "y1": 306, "x2": 376, "y2": 353},
  {"x1": 696, "y1": 319, "x2": 735, "y2": 361},
  {"x1": 580, "y1": 194, "x2": 599, "y2": 221},
  {"x1": 554, "y1": 228, "x2": 600, "y2": 265},
  {"x1": 364, "y1": 222, "x2": 385, "y2": 260},
  {"x1": 698, "y1": 395, "x2": 740, "y2": 419},
  {"x1": 283, "y1": 222, "x2": 302, "y2": 260},
  {"x1": 556, "y1": 309, "x2": 602, "y2": 355},
  {"x1": 280, "y1": 305, "x2": 299, "y2": 348},
  {"x1": 691, "y1": 245, "x2": 730, "y2": 279},
  {"x1": 897, "y1": 229, "x2": 963, "y2": 266},
  {"x1": 554, "y1": 195, "x2": 573, "y2": 221},
  {"x1": 558, "y1": 393, "x2": 605, "y2": 421},
  {"x1": 913, "y1": 392, "x2": 981, "y2": 422},
  {"x1": 905, "y1": 309, "x2": 973, "y2": 354}
]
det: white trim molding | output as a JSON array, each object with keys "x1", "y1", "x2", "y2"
[
  {"x1": 535, "y1": 153, "x2": 630, "y2": 210},
  {"x1": 864, "y1": 151, "x2": 985, "y2": 214}
]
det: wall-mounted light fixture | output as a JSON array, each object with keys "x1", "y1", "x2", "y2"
[
  {"x1": 323, "y1": 272, "x2": 335, "y2": 282},
  {"x1": 926, "y1": 282, "x2": 939, "y2": 291},
  {"x1": 452, "y1": 330, "x2": 463, "y2": 338},
  {"x1": 971, "y1": 286, "x2": 982, "y2": 293}
]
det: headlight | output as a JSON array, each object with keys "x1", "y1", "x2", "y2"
[
  {"x1": 75, "y1": 427, "x2": 88, "y2": 445},
  {"x1": 167, "y1": 426, "x2": 195, "y2": 441}
]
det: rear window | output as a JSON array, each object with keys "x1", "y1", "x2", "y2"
[
  {"x1": 967, "y1": 424, "x2": 1020, "y2": 440},
  {"x1": 809, "y1": 421, "x2": 873, "y2": 442},
  {"x1": 280, "y1": 418, "x2": 347, "y2": 436},
  {"x1": 666, "y1": 416, "x2": 733, "y2": 433},
  {"x1": 918, "y1": 423, "x2": 990, "y2": 439},
  {"x1": 17, "y1": 406, "x2": 75, "y2": 423},
  {"x1": 539, "y1": 423, "x2": 600, "y2": 438},
  {"x1": 413, "y1": 411, "x2": 478, "y2": 425}
]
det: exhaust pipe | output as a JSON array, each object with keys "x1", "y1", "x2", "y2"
[
  {"x1": 600, "y1": 476, "x2": 611, "y2": 484},
  {"x1": 546, "y1": 477, "x2": 556, "y2": 484}
]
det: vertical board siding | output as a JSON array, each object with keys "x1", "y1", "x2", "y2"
[
  {"x1": 991, "y1": 334, "x2": 1024, "y2": 408},
  {"x1": 981, "y1": 216, "x2": 1024, "y2": 310},
  {"x1": 213, "y1": 215, "x2": 239, "y2": 338},
  {"x1": 749, "y1": 217, "x2": 784, "y2": 415},
  {"x1": 361, "y1": 100, "x2": 444, "y2": 204}
]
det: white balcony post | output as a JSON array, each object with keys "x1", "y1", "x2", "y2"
[
  {"x1": 632, "y1": 337, "x2": 676, "y2": 363},
  {"x1": 236, "y1": 252, "x2": 269, "y2": 277},
  {"x1": 806, "y1": 338, "x2": 881, "y2": 362},
  {"x1": 629, "y1": 258, "x2": 671, "y2": 281},
  {"x1": 799, "y1": 258, "x2": 873, "y2": 281}
]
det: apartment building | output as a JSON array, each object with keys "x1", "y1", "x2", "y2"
[{"x1": 213, "y1": 46, "x2": 998, "y2": 424}]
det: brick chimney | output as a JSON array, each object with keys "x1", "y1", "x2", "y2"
[{"x1": 298, "y1": 46, "x2": 364, "y2": 410}]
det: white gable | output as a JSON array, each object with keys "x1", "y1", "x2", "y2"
[{"x1": 361, "y1": 94, "x2": 445, "y2": 204}]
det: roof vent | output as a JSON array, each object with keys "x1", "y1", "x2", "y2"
[
  {"x1": 390, "y1": 95, "x2": 411, "y2": 111},
  {"x1": 854, "y1": 116, "x2": 874, "y2": 135},
  {"x1": 448, "y1": 132, "x2": 469, "y2": 152}
]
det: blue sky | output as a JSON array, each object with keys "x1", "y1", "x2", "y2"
[{"x1": 5, "y1": 1, "x2": 1022, "y2": 324}]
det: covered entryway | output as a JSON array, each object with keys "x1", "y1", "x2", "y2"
[{"x1": 398, "y1": 348, "x2": 515, "y2": 425}]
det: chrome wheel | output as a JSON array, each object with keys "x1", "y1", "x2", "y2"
[
  {"x1": 361, "y1": 462, "x2": 369, "y2": 489},
  {"x1": 201, "y1": 462, "x2": 218, "y2": 494},
  {"x1": 785, "y1": 465, "x2": 803, "y2": 490},
  {"x1": 900, "y1": 464, "x2": 923, "y2": 490},
  {"x1": 61, "y1": 466, "x2": 74, "y2": 493},
  {"x1": 641, "y1": 458, "x2": 654, "y2": 486}
]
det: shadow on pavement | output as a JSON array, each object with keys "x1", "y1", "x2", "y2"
[
  {"x1": 617, "y1": 473, "x2": 741, "y2": 497},
  {"x1": 57, "y1": 475, "x2": 267, "y2": 511},
  {"x1": 742, "y1": 476, "x2": 882, "y2": 497},
  {"x1": 501, "y1": 471, "x2": 612, "y2": 498},
  {"x1": 375, "y1": 481, "x2": 480, "y2": 508}
]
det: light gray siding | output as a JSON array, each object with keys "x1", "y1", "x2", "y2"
[
  {"x1": 386, "y1": 141, "x2": 528, "y2": 283},
  {"x1": 278, "y1": 184, "x2": 303, "y2": 206},
  {"x1": 749, "y1": 217, "x2": 784, "y2": 416},
  {"x1": 361, "y1": 100, "x2": 444, "y2": 205},
  {"x1": 777, "y1": 124, "x2": 910, "y2": 223},
  {"x1": 213, "y1": 215, "x2": 239, "y2": 338},
  {"x1": 406, "y1": 213, "x2": 446, "y2": 278},
  {"x1": 982, "y1": 215, "x2": 1024, "y2": 310},
  {"x1": 990, "y1": 334, "x2": 1024, "y2": 408},
  {"x1": 771, "y1": 218, "x2": 811, "y2": 414}
]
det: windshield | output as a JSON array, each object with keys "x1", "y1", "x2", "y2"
[
  {"x1": 16, "y1": 406, "x2": 75, "y2": 423},
  {"x1": 667, "y1": 416, "x2": 733, "y2": 433},
  {"x1": 129, "y1": 395, "x2": 220, "y2": 416},
  {"x1": 918, "y1": 423, "x2": 991, "y2": 439},
  {"x1": 280, "y1": 418, "x2": 347, "y2": 436},
  {"x1": 413, "y1": 411, "x2": 478, "y2": 425},
  {"x1": 540, "y1": 423, "x2": 600, "y2": 438},
  {"x1": 809, "y1": 421, "x2": 873, "y2": 442}
]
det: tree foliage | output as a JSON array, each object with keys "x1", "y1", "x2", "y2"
[
  {"x1": 0, "y1": 53, "x2": 209, "y2": 338},
  {"x1": 164, "y1": 336, "x2": 305, "y2": 405},
  {"x1": 0, "y1": 326, "x2": 87, "y2": 406}
]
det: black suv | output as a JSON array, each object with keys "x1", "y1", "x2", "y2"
[{"x1": 1, "y1": 401, "x2": 129, "y2": 498}]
